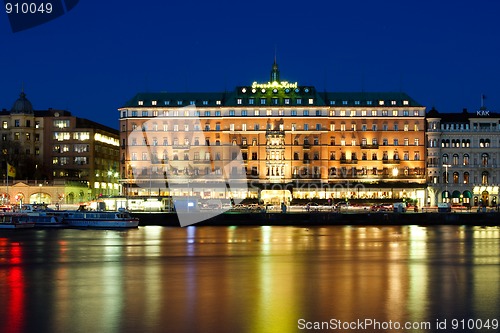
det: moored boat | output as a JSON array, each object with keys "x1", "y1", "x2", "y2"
[
  {"x1": 14, "y1": 204, "x2": 67, "y2": 228},
  {"x1": 0, "y1": 213, "x2": 35, "y2": 229},
  {"x1": 62, "y1": 208, "x2": 139, "y2": 228}
]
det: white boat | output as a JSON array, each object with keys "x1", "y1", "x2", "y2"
[
  {"x1": 14, "y1": 204, "x2": 67, "y2": 228},
  {"x1": 0, "y1": 213, "x2": 35, "y2": 229},
  {"x1": 63, "y1": 208, "x2": 139, "y2": 228}
]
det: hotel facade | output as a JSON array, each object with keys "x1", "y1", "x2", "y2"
[
  {"x1": 119, "y1": 62, "x2": 427, "y2": 205},
  {"x1": 426, "y1": 107, "x2": 499, "y2": 208}
]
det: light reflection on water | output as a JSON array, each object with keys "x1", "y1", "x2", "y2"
[{"x1": 0, "y1": 226, "x2": 499, "y2": 333}]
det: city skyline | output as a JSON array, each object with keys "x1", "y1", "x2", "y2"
[{"x1": 2, "y1": 1, "x2": 500, "y2": 129}]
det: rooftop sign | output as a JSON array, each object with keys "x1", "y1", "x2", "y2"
[{"x1": 251, "y1": 81, "x2": 298, "y2": 89}]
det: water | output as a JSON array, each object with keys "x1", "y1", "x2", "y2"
[{"x1": 1, "y1": 226, "x2": 499, "y2": 333}]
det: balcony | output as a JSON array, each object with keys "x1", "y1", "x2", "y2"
[
  {"x1": 382, "y1": 159, "x2": 401, "y2": 164},
  {"x1": 172, "y1": 145, "x2": 190, "y2": 149},
  {"x1": 303, "y1": 159, "x2": 311, "y2": 164},
  {"x1": 340, "y1": 159, "x2": 358, "y2": 164},
  {"x1": 303, "y1": 144, "x2": 311, "y2": 149},
  {"x1": 360, "y1": 144, "x2": 379, "y2": 149}
]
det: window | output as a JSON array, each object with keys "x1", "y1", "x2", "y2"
[
  {"x1": 393, "y1": 139, "x2": 398, "y2": 146},
  {"x1": 249, "y1": 98, "x2": 254, "y2": 105},
  {"x1": 229, "y1": 110, "x2": 235, "y2": 116},
  {"x1": 453, "y1": 154, "x2": 459, "y2": 166},
  {"x1": 482, "y1": 153, "x2": 489, "y2": 166},
  {"x1": 14, "y1": 120, "x2": 20, "y2": 127},
  {"x1": 371, "y1": 110, "x2": 377, "y2": 116},
  {"x1": 254, "y1": 110, "x2": 260, "y2": 116},
  {"x1": 304, "y1": 124, "x2": 309, "y2": 131},
  {"x1": 260, "y1": 98, "x2": 266, "y2": 105},
  {"x1": 215, "y1": 111, "x2": 221, "y2": 116},
  {"x1": 303, "y1": 110, "x2": 309, "y2": 116},
  {"x1": 241, "y1": 110, "x2": 248, "y2": 116},
  {"x1": 296, "y1": 98, "x2": 302, "y2": 105},
  {"x1": 2, "y1": 121, "x2": 7, "y2": 129},
  {"x1": 404, "y1": 138, "x2": 409, "y2": 146},
  {"x1": 315, "y1": 124, "x2": 321, "y2": 130},
  {"x1": 53, "y1": 120, "x2": 70, "y2": 128},
  {"x1": 308, "y1": 98, "x2": 314, "y2": 104},
  {"x1": 403, "y1": 110, "x2": 409, "y2": 116},
  {"x1": 204, "y1": 111, "x2": 211, "y2": 117},
  {"x1": 463, "y1": 154, "x2": 469, "y2": 166},
  {"x1": 237, "y1": 98, "x2": 242, "y2": 105},
  {"x1": 372, "y1": 124, "x2": 377, "y2": 131},
  {"x1": 404, "y1": 124, "x2": 409, "y2": 131},
  {"x1": 291, "y1": 110, "x2": 297, "y2": 116}
]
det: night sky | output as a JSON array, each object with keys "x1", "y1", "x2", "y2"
[{"x1": 1, "y1": 0, "x2": 499, "y2": 129}]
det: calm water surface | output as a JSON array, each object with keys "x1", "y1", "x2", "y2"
[{"x1": 0, "y1": 225, "x2": 499, "y2": 333}]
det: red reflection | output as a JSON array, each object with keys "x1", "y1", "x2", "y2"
[{"x1": 0, "y1": 241, "x2": 26, "y2": 333}]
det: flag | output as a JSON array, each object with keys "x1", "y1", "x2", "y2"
[{"x1": 7, "y1": 163, "x2": 15, "y2": 177}]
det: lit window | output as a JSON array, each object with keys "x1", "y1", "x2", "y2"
[
  {"x1": 371, "y1": 110, "x2": 377, "y2": 116},
  {"x1": 237, "y1": 99, "x2": 242, "y2": 105},
  {"x1": 361, "y1": 110, "x2": 367, "y2": 117},
  {"x1": 138, "y1": 100, "x2": 144, "y2": 106},
  {"x1": 391, "y1": 100, "x2": 396, "y2": 105},
  {"x1": 216, "y1": 100, "x2": 221, "y2": 105},
  {"x1": 350, "y1": 110, "x2": 356, "y2": 117},
  {"x1": 379, "y1": 100, "x2": 385, "y2": 105},
  {"x1": 403, "y1": 100, "x2": 409, "y2": 105},
  {"x1": 404, "y1": 124, "x2": 409, "y2": 131},
  {"x1": 254, "y1": 110, "x2": 260, "y2": 116},
  {"x1": 267, "y1": 109, "x2": 272, "y2": 116},
  {"x1": 152, "y1": 100, "x2": 157, "y2": 106},
  {"x1": 308, "y1": 98, "x2": 314, "y2": 104},
  {"x1": 392, "y1": 110, "x2": 398, "y2": 116},
  {"x1": 284, "y1": 98, "x2": 290, "y2": 105},
  {"x1": 340, "y1": 110, "x2": 346, "y2": 117},
  {"x1": 413, "y1": 110, "x2": 419, "y2": 116}
]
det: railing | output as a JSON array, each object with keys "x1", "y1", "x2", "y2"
[
  {"x1": 382, "y1": 159, "x2": 400, "y2": 164},
  {"x1": 340, "y1": 159, "x2": 358, "y2": 164},
  {"x1": 360, "y1": 144, "x2": 379, "y2": 149}
]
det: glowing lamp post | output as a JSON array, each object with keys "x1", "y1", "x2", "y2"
[{"x1": 443, "y1": 164, "x2": 451, "y2": 203}]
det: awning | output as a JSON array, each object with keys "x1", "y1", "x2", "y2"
[
  {"x1": 452, "y1": 190, "x2": 461, "y2": 198},
  {"x1": 462, "y1": 190, "x2": 472, "y2": 198}
]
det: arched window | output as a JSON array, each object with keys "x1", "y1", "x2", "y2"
[
  {"x1": 485, "y1": 139, "x2": 490, "y2": 147},
  {"x1": 453, "y1": 154, "x2": 459, "y2": 165},
  {"x1": 482, "y1": 171, "x2": 489, "y2": 185},
  {"x1": 482, "y1": 153, "x2": 489, "y2": 166},
  {"x1": 442, "y1": 154, "x2": 449, "y2": 164},
  {"x1": 463, "y1": 154, "x2": 469, "y2": 166},
  {"x1": 463, "y1": 172, "x2": 469, "y2": 184},
  {"x1": 453, "y1": 172, "x2": 459, "y2": 184}
]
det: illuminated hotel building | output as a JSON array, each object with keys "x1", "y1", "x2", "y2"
[
  {"x1": 426, "y1": 107, "x2": 499, "y2": 207},
  {"x1": 119, "y1": 62, "x2": 427, "y2": 204}
]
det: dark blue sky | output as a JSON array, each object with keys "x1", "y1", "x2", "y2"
[{"x1": 1, "y1": 0, "x2": 499, "y2": 129}]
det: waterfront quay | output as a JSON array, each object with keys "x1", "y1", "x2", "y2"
[{"x1": 132, "y1": 211, "x2": 500, "y2": 227}]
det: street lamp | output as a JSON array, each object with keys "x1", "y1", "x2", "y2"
[
  {"x1": 107, "y1": 170, "x2": 113, "y2": 196},
  {"x1": 443, "y1": 164, "x2": 451, "y2": 203}
]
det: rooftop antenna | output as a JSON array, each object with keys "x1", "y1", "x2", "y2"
[{"x1": 481, "y1": 94, "x2": 486, "y2": 108}]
